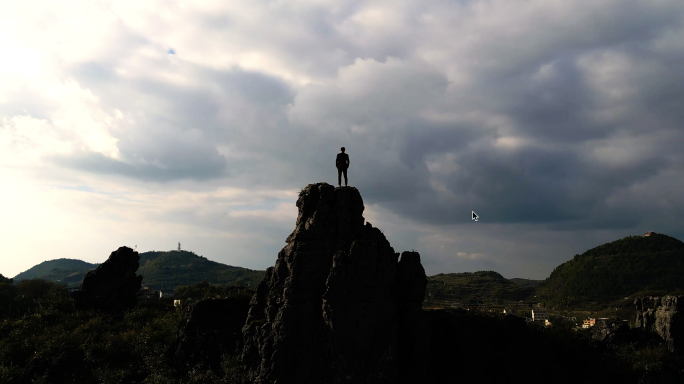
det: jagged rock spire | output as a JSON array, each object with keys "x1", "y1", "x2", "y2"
[{"x1": 241, "y1": 183, "x2": 429, "y2": 384}]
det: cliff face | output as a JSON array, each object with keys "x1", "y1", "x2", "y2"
[
  {"x1": 635, "y1": 296, "x2": 684, "y2": 353},
  {"x1": 240, "y1": 183, "x2": 428, "y2": 384}
]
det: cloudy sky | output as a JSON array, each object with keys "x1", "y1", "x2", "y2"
[{"x1": 2, "y1": 0, "x2": 683, "y2": 280}]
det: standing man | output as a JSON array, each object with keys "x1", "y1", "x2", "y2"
[{"x1": 336, "y1": 147, "x2": 350, "y2": 187}]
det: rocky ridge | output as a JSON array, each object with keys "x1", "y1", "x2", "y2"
[{"x1": 240, "y1": 183, "x2": 429, "y2": 384}]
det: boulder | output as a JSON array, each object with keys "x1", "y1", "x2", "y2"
[
  {"x1": 240, "y1": 183, "x2": 430, "y2": 384},
  {"x1": 168, "y1": 287, "x2": 253, "y2": 370},
  {"x1": 589, "y1": 317, "x2": 630, "y2": 344},
  {"x1": 72, "y1": 246, "x2": 143, "y2": 312}
]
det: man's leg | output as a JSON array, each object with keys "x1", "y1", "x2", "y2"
[
  {"x1": 343, "y1": 169, "x2": 348, "y2": 186},
  {"x1": 337, "y1": 168, "x2": 342, "y2": 187}
]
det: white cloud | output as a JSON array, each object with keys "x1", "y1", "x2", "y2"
[
  {"x1": 1, "y1": 0, "x2": 684, "y2": 281},
  {"x1": 0, "y1": 79, "x2": 122, "y2": 164}
]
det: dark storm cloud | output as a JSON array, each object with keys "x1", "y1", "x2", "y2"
[
  {"x1": 409, "y1": 147, "x2": 586, "y2": 224},
  {"x1": 50, "y1": 0, "x2": 684, "y2": 232},
  {"x1": 494, "y1": 57, "x2": 603, "y2": 141},
  {"x1": 285, "y1": 13, "x2": 684, "y2": 234},
  {"x1": 52, "y1": 147, "x2": 227, "y2": 182}
]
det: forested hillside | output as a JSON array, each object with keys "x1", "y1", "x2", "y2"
[
  {"x1": 137, "y1": 250, "x2": 265, "y2": 290},
  {"x1": 425, "y1": 271, "x2": 535, "y2": 305},
  {"x1": 538, "y1": 233, "x2": 684, "y2": 304},
  {"x1": 12, "y1": 259, "x2": 99, "y2": 288}
]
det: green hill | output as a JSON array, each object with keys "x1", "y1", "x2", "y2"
[
  {"x1": 426, "y1": 271, "x2": 536, "y2": 306},
  {"x1": 12, "y1": 259, "x2": 99, "y2": 288},
  {"x1": 11, "y1": 251, "x2": 266, "y2": 291},
  {"x1": 136, "y1": 250, "x2": 265, "y2": 290},
  {"x1": 538, "y1": 232, "x2": 684, "y2": 305}
]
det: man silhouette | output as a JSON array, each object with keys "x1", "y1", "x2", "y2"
[{"x1": 336, "y1": 147, "x2": 350, "y2": 187}]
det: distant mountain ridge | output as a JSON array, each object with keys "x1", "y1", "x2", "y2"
[
  {"x1": 11, "y1": 232, "x2": 684, "y2": 302},
  {"x1": 426, "y1": 270, "x2": 536, "y2": 304},
  {"x1": 538, "y1": 232, "x2": 684, "y2": 304},
  {"x1": 11, "y1": 251, "x2": 266, "y2": 290},
  {"x1": 13, "y1": 259, "x2": 99, "y2": 288}
]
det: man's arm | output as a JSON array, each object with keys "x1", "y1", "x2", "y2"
[{"x1": 346, "y1": 154, "x2": 350, "y2": 167}]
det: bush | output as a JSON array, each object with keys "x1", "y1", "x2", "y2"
[{"x1": 174, "y1": 282, "x2": 253, "y2": 301}]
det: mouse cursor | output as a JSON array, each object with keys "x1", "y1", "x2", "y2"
[{"x1": 472, "y1": 211, "x2": 479, "y2": 221}]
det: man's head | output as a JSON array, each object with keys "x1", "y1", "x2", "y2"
[{"x1": 340, "y1": 147, "x2": 345, "y2": 153}]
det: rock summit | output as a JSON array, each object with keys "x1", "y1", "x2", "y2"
[{"x1": 241, "y1": 183, "x2": 429, "y2": 384}]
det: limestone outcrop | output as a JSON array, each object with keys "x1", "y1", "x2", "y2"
[
  {"x1": 72, "y1": 246, "x2": 143, "y2": 312},
  {"x1": 240, "y1": 183, "x2": 429, "y2": 384},
  {"x1": 635, "y1": 295, "x2": 684, "y2": 353},
  {"x1": 168, "y1": 287, "x2": 253, "y2": 370},
  {"x1": 589, "y1": 317, "x2": 630, "y2": 344}
]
